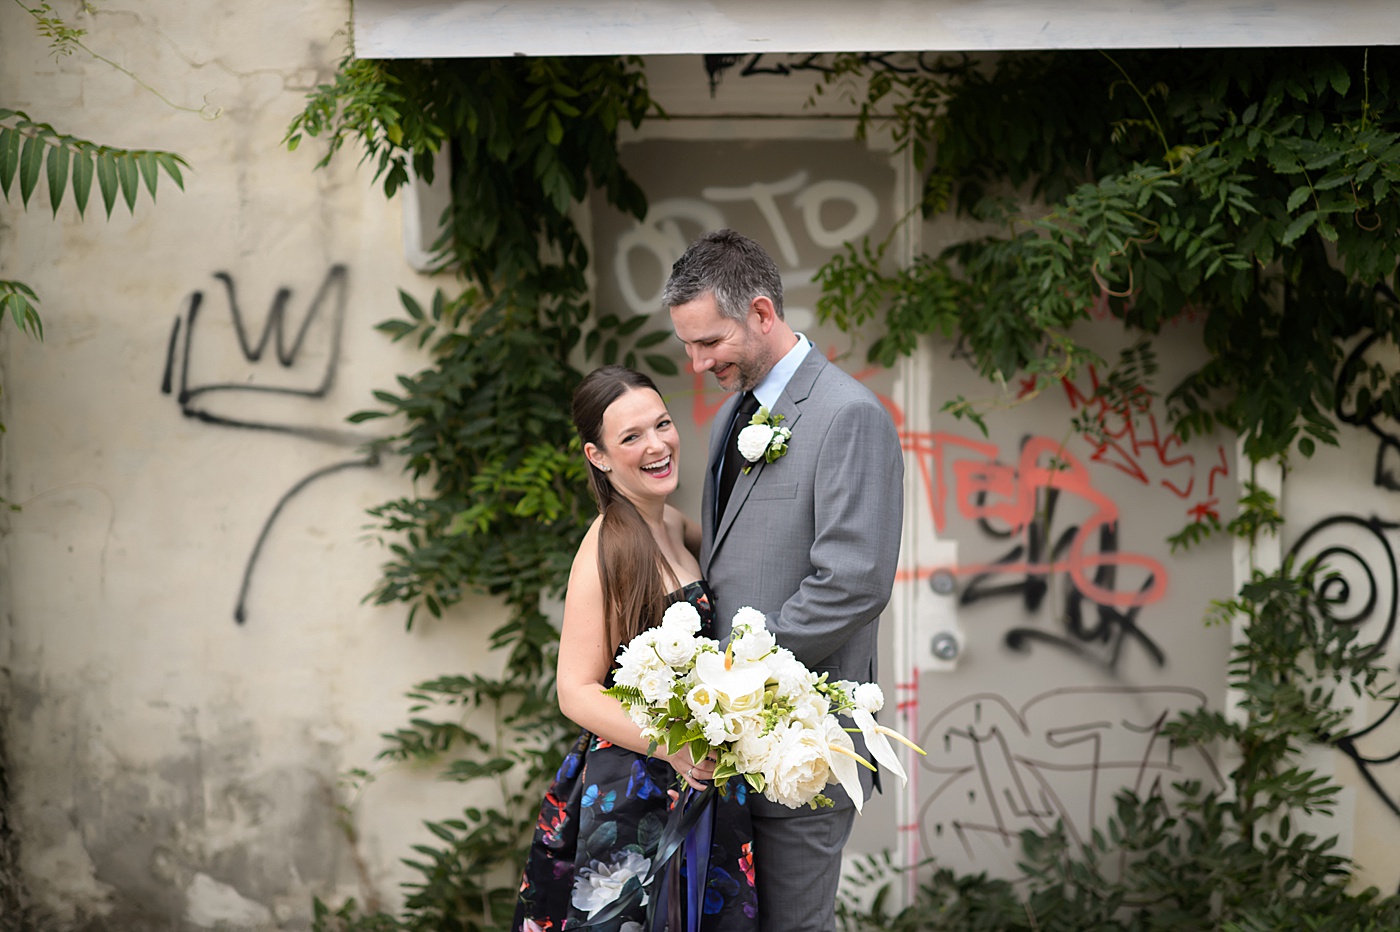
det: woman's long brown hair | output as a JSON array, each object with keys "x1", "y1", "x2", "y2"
[{"x1": 572, "y1": 366, "x2": 679, "y2": 652}]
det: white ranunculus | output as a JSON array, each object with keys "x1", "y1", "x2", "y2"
[
  {"x1": 571, "y1": 850, "x2": 652, "y2": 917},
  {"x1": 686, "y1": 682, "x2": 717, "y2": 717},
  {"x1": 731, "y1": 606, "x2": 767, "y2": 632},
  {"x1": 661, "y1": 600, "x2": 703, "y2": 634},
  {"x1": 763, "y1": 722, "x2": 832, "y2": 808},
  {"x1": 737, "y1": 424, "x2": 775, "y2": 463},
  {"x1": 626, "y1": 705, "x2": 653, "y2": 731},
  {"x1": 853, "y1": 682, "x2": 885, "y2": 713},
  {"x1": 654, "y1": 628, "x2": 698, "y2": 668},
  {"x1": 638, "y1": 667, "x2": 676, "y2": 705},
  {"x1": 730, "y1": 626, "x2": 776, "y2": 664},
  {"x1": 702, "y1": 712, "x2": 729, "y2": 745}
]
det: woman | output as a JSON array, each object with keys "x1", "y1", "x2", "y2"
[{"x1": 513, "y1": 366, "x2": 758, "y2": 932}]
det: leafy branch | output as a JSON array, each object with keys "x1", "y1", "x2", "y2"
[
  {"x1": 815, "y1": 49, "x2": 1400, "y2": 465},
  {"x1": 11, "y1": 0, "x2": 221, "y2": 118},
  {"x1": 0, "y1": 108, "x2": 187, "y2": 339}
]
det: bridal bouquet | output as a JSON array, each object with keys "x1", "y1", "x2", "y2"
[{"x1": 604, "y1": 602, "x2": 923, "y2": 810}]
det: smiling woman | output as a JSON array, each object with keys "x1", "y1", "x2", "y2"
[{"x1": 511, "y1": 365, "x2": 760, "y2": 932}]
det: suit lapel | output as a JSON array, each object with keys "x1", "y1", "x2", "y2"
[{"x1": 710, "y1": 350, "x2": 826, "y2": 556}]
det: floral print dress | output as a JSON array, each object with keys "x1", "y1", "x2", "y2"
[{"x1": 512, "y1": 580, "x2": 759, "y2": 932}]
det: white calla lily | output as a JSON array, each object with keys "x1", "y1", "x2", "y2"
[
  {"x1": 822, "y1": 717, "x2": 866, "y2": 813},
  {"x1": 852, "y1": 708, "x2": 908, "y2": 785},
  {"x1": 693, "y1": 649, "x2": 771, "y2": 711}
]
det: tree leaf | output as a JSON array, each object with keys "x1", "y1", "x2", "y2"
[
  {"x1": 0, "y1": 127, "x2": 20, "y2": 199},
  {"x1": 18, "y1": 132, "x2": 43, "y2": 206},
  {"x1": 116, "y1": 151, "x2": 140, "y2": 213},
  {"x1": 644, "y1": 354, "x2": 678, "y2": 376},
  {"x1": 46, "y1": 141, "x2": 70, "y2": 214},
  {"x1": 156, "y1": 152, "x2": 186, "y2": 190},
  {"x1": 71, "y1": 149, "x2": 94, "y2": 217},
  {"x1": 138, "y1": 151, "x2": 160, "y2": 198},
  {"x1": 96, "y1": 151, "x2": 118, "y2": 217},
  {"x1": 1281, "y1": 210, "x2": 1316, "y2": 245}
]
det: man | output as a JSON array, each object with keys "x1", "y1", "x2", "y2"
[{"x1": 663, "y1": 229, "x2": 904, "y2": 932}]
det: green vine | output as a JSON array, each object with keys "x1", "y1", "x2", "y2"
[
  {"x1": 815, "y1": 48, "x2": 1400, "y2": 465},
  {"x1": 289, "y1": 53, "x2": 663, "y2": 930}
]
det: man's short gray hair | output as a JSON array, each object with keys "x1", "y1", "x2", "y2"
[{"x1": 661, "y1": 229, "x2": 784, "y2": 322}]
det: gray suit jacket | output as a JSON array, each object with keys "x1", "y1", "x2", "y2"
[{"x1": 701, "y1": 350, "x2": 904, "y2": 817}]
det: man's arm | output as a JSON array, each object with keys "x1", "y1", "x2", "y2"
[{"x1": 769, "y1": 397, "x2": 903, "y2": 667}]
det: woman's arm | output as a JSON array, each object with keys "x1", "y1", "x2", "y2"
[{"x1": 556, "y1": 520, "x2": 712, "y2": 787}]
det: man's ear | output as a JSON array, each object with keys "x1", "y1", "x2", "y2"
[{"x1": 751, "y1": 295, "x2": 778, "y2": 334}]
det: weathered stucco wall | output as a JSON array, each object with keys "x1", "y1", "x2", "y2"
[
  {"x1": 0, "y1": 4, "x2": 513, "y2": 928},
  {"x1": 3, "y1": 12, "x2": 1399, "y2": 932}
]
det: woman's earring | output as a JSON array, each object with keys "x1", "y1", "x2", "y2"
[{"x1": 598, "y1": 464, "x2": 611, "y2": 472}]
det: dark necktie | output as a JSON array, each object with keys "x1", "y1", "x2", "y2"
[{"x1": 716, "y1": 391, "x2": 761, "y2": 522}]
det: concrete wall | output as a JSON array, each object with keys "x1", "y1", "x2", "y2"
[
  {"x1": 1, "y1": 4, "x2": 512, "y2": 928},
  {"x1": 2, "y1": 13, "x2": 1398, "y2": 931}
]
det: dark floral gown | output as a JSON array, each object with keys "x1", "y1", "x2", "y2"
[{"x1": 512, "y1": 580, "x2": 759, "y2": 932}]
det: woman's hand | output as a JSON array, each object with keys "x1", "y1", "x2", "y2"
[{"x1": 665, "y1": 747, "x2": 716, "y2": 791}]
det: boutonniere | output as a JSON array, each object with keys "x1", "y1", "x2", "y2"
[{"x1": 736, "y1": 407, "x2": 792, "y2": 473}]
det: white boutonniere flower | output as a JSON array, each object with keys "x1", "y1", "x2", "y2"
[{"x1": 736, "y1": 407, "x2": 792, "y2": 474}]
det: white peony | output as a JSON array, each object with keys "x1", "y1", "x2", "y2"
[
  {"x1": 767, "y1": 648, "x2": 816, "y2": 698},
  {"x1": 571, "y1": 850, "x2": 652, "y2": 917},
  {"x1": 790, "y1": 690, "x2": 831, "y2": 728},
  {"x1": 737, "y1": 424, "x2": 775, "y2": 463},
  {"x1": 661, "y1": 600, "x2": 703, "y2": 634},
  {"x1": 763, "y1": 722, "x2": 832, "y2": 808},
  {"x1": 729, "y1": 717, "x2": 778, "y2": 774},
  {"x1": 853, "y1": 682, "x2": 885, "y2": 713}
]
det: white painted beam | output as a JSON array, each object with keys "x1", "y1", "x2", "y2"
[{"x1": 354, "y1": 0, "x2": 1400, "y2": 59}]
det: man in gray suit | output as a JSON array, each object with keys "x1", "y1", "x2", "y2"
[{"x1": 664, "y1": 229, "x2": 904, "y2": 932}]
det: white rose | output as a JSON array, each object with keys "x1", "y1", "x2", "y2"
[
  {"x1": 853, "y1": 682, "x2": 885, "y2": 713},
  {"x1": 654, "y1": 629, "x2": 698, "y2": 668},
  {"x1": 730, "y1": 626, "x2": 776, "y2": 664},
  {"x1": 638, "y1": 667, "x2": 676, "y2": 705},
  {"x1": 686, "y1": 682, "x2": 718, "y2": 717},
  {"x1": 763, "y1": 722, "x2": 832, "y2": 808},
  {"x1": 661, "y1": 600, "x2": 702, "y2": 634},
  {"x1": 702, "y1": 712, "x2": 729, "y2": 745},
  {"x1": 717, "y1": 683, "x2": 765, "y2": 715},
  {"x1": 737, "y1": 423, "x2": 775, "y2": 463},
  {"x1": 626, "y1": 705, "x2": 653, "y2": 731}
]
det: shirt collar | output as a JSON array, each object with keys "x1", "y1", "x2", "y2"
[{"x1": 751, "y1": 333, "x2": 812, "y2": 411}]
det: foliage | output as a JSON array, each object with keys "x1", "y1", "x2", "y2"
[
  {"x1": 838, "y1": 500, "x2": 1400, "y2": 930},
  {"x1": 0, "y1": 107, "x2": 186, "y2": 339},
  {"x1": 815, "y1": 48, "x2": 1400, "y2": 464},
  {"x1": 290, "y1": 52, "x2": 663, "y2": 930}
]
